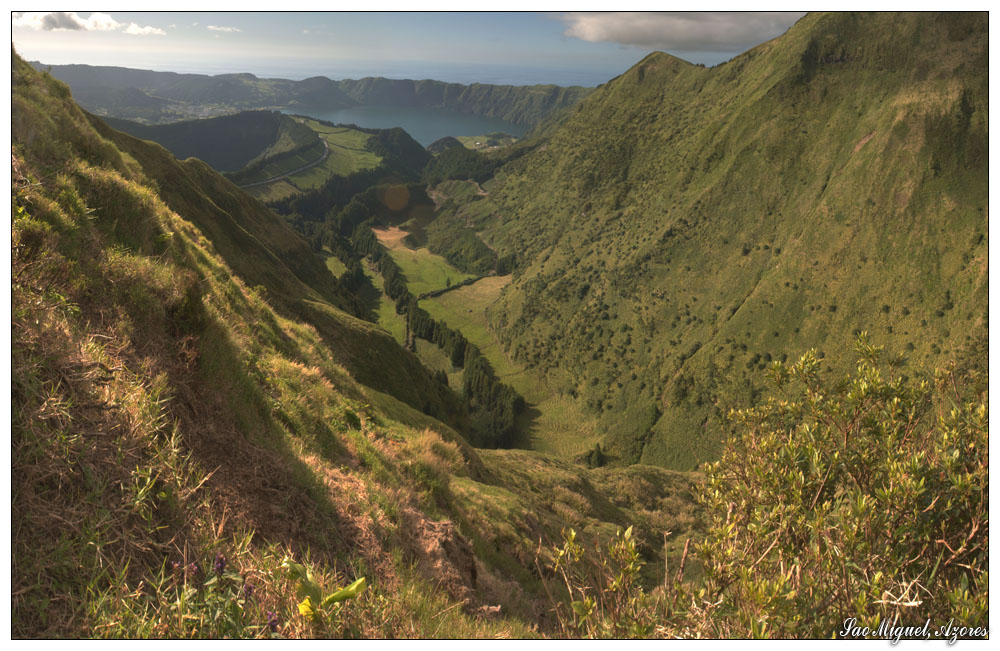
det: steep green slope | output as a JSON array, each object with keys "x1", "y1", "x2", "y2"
[
  {"x1": 483, "y1": 12, "x2": 988, "y2": 468},
  {"x1": 83, "y1": 82, "x2": 463, "y2": 426},
  {"x1": 102, "y1": 111, "x2": 317, "y2": 172},
  {"x1": 13, "y1": 52, "x2": 703, "y2": 638}
]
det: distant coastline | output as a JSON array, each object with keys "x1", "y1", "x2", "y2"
[{"x1": 30, "y1": 57, "x2": 617, "y2": 87}]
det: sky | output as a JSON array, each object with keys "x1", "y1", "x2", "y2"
[{"x1": 11, "y1": 9, "x2": 808, "y2": 87}]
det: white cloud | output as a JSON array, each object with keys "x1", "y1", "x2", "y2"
[
  {"x1": 12, "y1": 11, "x2": 165, "y2": 36},
  {"x1": 207, "y1": 25, "x2": 241, "y2": 33},
  {"x1": 559, "y1": 12, "x2": 805, "y2": 53},
  {"x1": 124, "y1": 23, "x2": 166, "y2": 36}
]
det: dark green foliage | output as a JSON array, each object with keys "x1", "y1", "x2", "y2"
[
  {"x1": 366, "y1": 127, "x2": 431, "y2": 175},
  {"x1": 461, "y1": 352, "x2": 524, "y2": 448},
  {"x1": 269, "y1": 123, "x2": 431, "y2": 223},
  {"x1": 422, "y1": 146, "x2": 499, "y2": 185},
  {"x1": 271, "y1": 167, "x2": 388, "y2": 222},
  {"x1": 427, "y1": 136, "x2": 464, "y2": 153},
  {"x1": 424, "y1": 209, "x2": 498, "y2": 275},
  {"x1": 103, "y1": 111, "x2": 308, "y2": 172},
  {"x1": 584, "y1": 443, "x2": 606, "y2": 469}
]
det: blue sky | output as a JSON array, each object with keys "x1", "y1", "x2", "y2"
[{"x1": 12, "y1": 11, "x2": 806, "y2": 86}]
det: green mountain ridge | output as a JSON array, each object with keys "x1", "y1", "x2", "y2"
[
  {"x1": 102, "y1": 111, "x2": 317, "y2": 172},
  {"x1": 481, "y1": 11, "x2": 988, "y2": 468},
  {"x1": 30, "y1": 61, "x2": 593, "y2": 126}
]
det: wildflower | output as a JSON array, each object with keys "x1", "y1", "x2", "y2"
[
  {"x1": 214, "y1": 553, "x2": 227, "y2": 575},
  {"x1": 267, "y1": 611, "x2": 279, "y2": 633},
  {"x1": 187, "y1": 562, "x2": 200, "y2": 578},
  {"x1": 242, "y1": 581, "x2": 255, "y2": 599}
]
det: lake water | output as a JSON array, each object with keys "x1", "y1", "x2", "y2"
[{"x1": 281, "y1": 105, "x2": 530, "y2": 147}]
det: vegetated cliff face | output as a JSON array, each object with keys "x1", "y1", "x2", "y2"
[
  {"x1": 483, "y1": 12, "x2": 988, "y2": 469},
  {"x1": 336, "y1": 77, "x2": 594, "y2": 125}
]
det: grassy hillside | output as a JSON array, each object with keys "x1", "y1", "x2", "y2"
[
  {"x1": 97, "y1": 113, "x2": 385, "y2": 204},
  {"x1": 102, "y1": 111, "x2": 316, "y2": 172},
  {"x1": 13, "y1": 51, "x2": 704, "y2": 639},
  {"x1": 83, "y1": 86, "x2": 465, "y2": 432},
  {"x1": 232, "y1": 119, "x2": 384, "y2": 201},
  {"x1": 12, "y1": 11, "x2": 989, "y2": 636},
  {"x1": 481, "y1": 12, "x2": 988, "y2": 469}
]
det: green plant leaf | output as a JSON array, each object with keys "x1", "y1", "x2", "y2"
[
  {"x1": 282, "y1": 558, "x2": 322, "y2": 603},
  {"x1": 298, "y1": 595, "x2": 321, "y2": 623},
  {"x1": 322, "y1": 577, "x2": 367, "y2": 606},
  {"x1": 571, "y1": 599, "x2": 593, "y2": 618}
]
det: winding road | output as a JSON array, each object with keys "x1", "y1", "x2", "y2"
[{"x1": 237, "y1": 139, "x2": 329, "y2": 189}]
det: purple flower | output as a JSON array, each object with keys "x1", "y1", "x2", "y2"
[
  {"x1": 187, "y1": 562, "x2": 200, "y2": 578},
  {"x1": 242, "y1": 582, "x2": 255, "y2": 599},
  {"x1": 214, "y1": 553, "x2": 227, "y2": 575},
  {"x1": 267, "y1": 611, "x2": 279, "y2": 633}
]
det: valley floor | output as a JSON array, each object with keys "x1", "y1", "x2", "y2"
[{"x1": 371, "y1": 228, "x2": 601, "y2": 459}]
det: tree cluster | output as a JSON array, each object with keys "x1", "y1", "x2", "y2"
[{"x1": 351, "y1": 223, "x2": 524, "y2": 447}]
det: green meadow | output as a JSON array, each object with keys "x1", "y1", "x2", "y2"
[{"x1": 373, "y1": 227, "x2": 476, "y2": 296}]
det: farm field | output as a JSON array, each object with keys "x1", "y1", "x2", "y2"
[
  {"x1": 293, "y1": 119, "x2": 381, "y2": 185},
  {"x1": 456, "y1": 133, "x2": 518, "y2": 150},
  {"x1": 363, "y1": 267, "x2": 407, "y2": 345}
]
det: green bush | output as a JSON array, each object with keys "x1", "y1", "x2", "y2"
[{"x1": 696, "y1": 335, "x2": 988, "y2": 638}]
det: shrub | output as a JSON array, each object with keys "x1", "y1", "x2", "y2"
[
  {"x1": 542, "y1": 527, "x2": 664, "y2": 638},
  {"x1": 696, "y1": 336, "x2": 987, "y2": 638}
]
